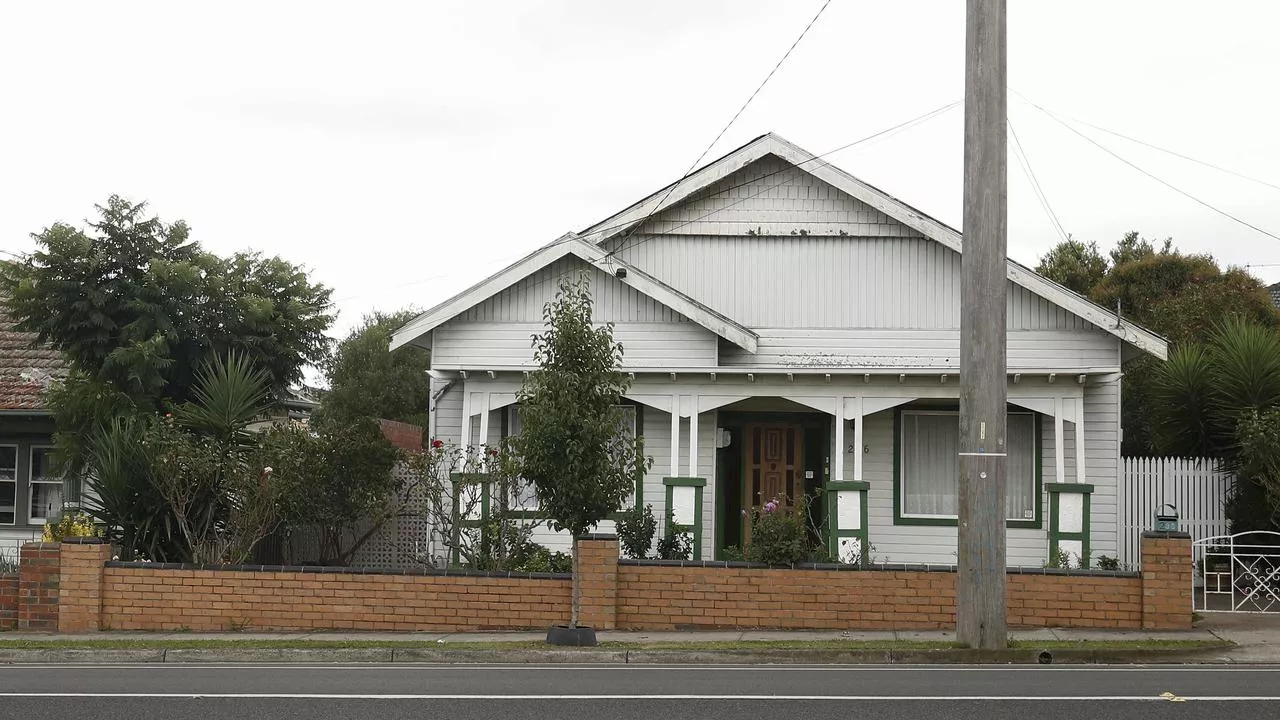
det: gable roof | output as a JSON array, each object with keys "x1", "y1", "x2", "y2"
[
  {"x1": 390, "y1": 234, "x2": 759, "y2": 353},
  {"x1": 392, "y1": 132, "x2": 1167, "y2": 361},
  {"x1": 577, "y1": 132, "x2": 1167, "y2": 360},
  {"x1": 0, "y1": 304, "x2": 68, "y2": 411}
]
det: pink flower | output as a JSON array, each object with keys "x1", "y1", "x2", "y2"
[{"x1": 763, "y1": 501, "x2": 778, "y2": 514}]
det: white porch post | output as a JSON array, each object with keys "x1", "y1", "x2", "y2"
[
  {"x1": 670, "y1": 394, "x2": 681, "y2": 477},
  {"x1": 833, "y1": 397, "x2": 846, "y2": 483},
  {"x1": 478, "y1": 392, "x2": 491, "y2": 448},
  {"x1": 1054, "y1": 396, "x2": 1066, "y2": 484},
  {"x1": 852, "y1": 396, "x2": 865, "y2": 484},
  {"x1": 1074, "y1": 396, "x2": 1087, "y2": 485},
  {"x1": 688, "y1": 396, "x2": 699, "y2": 477},
  {"x1": 458, "y1": 385, "x2": 472, "y2": 471}
]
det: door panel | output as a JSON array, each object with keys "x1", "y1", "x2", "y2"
[{"x1": 743, "y1": 423, "x2": 803, "y2": 546}]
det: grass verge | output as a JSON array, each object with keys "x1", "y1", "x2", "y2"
[{"x1": 0, "y1": 638, "x2": 1233, "y2": 652}]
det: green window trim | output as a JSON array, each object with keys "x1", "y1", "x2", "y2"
[
  {"x1": 663, "y1": 476, "x2": 705, "y2": 558},
  {"x1": 823, "y1": 484, "x2": 869, "y2": 562},
  {"x1": 1048, "y1": 484, "x2": 1094, "y2": 568},
  {"x1": 891, "y1": 408, "x2": 1044, "y2": 530}
]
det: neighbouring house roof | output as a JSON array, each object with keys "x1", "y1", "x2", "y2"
[
  {"x1": 0, "y1": 304, "x2": 67, "y2": 412},
  {"x1": 390, "y1": 234, "x2": 759, "y2": 353},
  {"x1": 391, "y1": 132, "x2": 1168, "y2": 361},
  {"x1": 1268, "y1": 281, "x2": 1280, "y2": 308}
]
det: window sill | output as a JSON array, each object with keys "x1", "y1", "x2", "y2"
[{"x1": 894, "y1": 515, "x2": 1043, "y2": 530}]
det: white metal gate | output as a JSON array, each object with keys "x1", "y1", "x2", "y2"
[
  {"x1": 1119, "y1": 457, "x2": 1231, "y2": 568},
  {"x1": 1194, "y1": 531, "x2": 1280, "y2": 613}
]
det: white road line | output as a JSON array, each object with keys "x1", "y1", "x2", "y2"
[{"x1": 0, "y1": 693, "x2": 1275, "y2": 701}]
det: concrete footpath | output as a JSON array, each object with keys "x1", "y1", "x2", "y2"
[{"x1": 0, "y1": 614, "x2": 1274, "y2": 665}]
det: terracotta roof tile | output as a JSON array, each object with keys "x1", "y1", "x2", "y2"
[{"x1": 0, "y1": 305, "x2": 67, "y2": 411}]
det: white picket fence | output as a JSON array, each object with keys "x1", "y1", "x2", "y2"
[{"x1": 1118, "y1": 457, "x2": 1232, "y2": 569}]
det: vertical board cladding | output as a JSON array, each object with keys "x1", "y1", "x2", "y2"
[
  {"x1": 100, "y1": 566, "x2": 573, "y2": 632},
  {"x1": 0, "y1": 573, "x2": 17, "y2": 629},
  {"x1": 612, "y1": 233, "x2": 1091, "y2": 333},
  {"x1": 614, "y1": 563, "x2": 1143, "y2": 630},
  {"x1": 1084, "y1": 378, "x2": 1121, "y2": 561},
  {"x1": 639, "y1": 407, "x2": 716, "y2": 560}
]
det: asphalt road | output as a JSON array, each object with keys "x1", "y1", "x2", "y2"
[{"x1": 0, "y1": 664, "x2": 1277, "y2": 719}]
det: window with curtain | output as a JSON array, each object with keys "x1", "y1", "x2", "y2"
[{"x1": 900, "y1": 410, "x2": 1036, "y2": 522}]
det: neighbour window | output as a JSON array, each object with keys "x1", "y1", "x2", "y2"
[
  {"x1": 28, "y1": 447, "x2": 63, "y2": 524},
  {"x1": 0, "y1": 446, "x2": 15, "y2": 525},
  {"x1": 899, "y1": 410, "x2": 1037, "y2": 523}
]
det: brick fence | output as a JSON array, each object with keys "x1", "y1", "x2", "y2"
[{"x1": 2, "y1": 532, "x2": 1193, "y2": 633}]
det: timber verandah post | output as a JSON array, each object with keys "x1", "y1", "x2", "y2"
[{"x1": 957, "y1": 0, "x2": 1009, "y2": 650}]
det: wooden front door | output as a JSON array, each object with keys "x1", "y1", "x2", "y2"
[{"x1": 742, "y1": 423, "x2": 804, "y2": 546}]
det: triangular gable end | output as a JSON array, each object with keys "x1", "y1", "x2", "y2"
[
  {"x1": 578, "y1": 133, "x2": 1168, "y2": 360},
  {"x1": 389, "y1": 236, "x2": 758, "y2": 353}
]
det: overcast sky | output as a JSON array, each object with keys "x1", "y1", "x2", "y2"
[{"x1": 4, "y1": 0, "x2": 1280, "y2": 370}]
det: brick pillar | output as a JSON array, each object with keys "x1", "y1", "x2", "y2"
[
  {"x1": 0, "y1": 572, "x2": 17, "y2": 630},
  {"x1": 576, "y1": 534, "x2": 619, "y2": 630},
  {"x1": 18, "y1": 542, "x2": 60, "y2": 631},
  {"x1": 58, "y1": 538, "x2": 112, "y2": 633},
  {"x1": 1141, "y1": 531, "x2": 1193, "y2": 630}
]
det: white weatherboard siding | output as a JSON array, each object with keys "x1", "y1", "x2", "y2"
[
  {"x1": 432, "y1": 256, "x2": 719, "y2": 370},
  {"x1": 613, "y1": 235, "x2": 1093, "y2": 332},
  {"x1": 640, "y1": 408, "x2": 717, "y2": 561},
  {"x1": 433, "y1": 322, "x2": 717, "y2": 370},
  {"x1": 719, "y1": 329, "x2": 1119, "y2": 371}
]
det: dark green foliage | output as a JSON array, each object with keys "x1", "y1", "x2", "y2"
[
  {"x1": 1153, "y1": 319, "x2": 1280, "y2": 533},
  {"x1": 510, "y1": 543, "x2": 574, "y2": 574},
  {"x1": 1095, "y1": 555, "x2": 1121, "y2": 571},
  {"x1": 617, "y1": 504, "x2": 657, "y2": 559},
  {"x1": 266, "y1": 418, "x2": 401, "y2": 565},
  {"x1": 312, "y1": 309, "x2": 432, "y2": 430},
  {"x1": 1035, "y1": 239, "x2": 1108, "y2": 295},
  {"x1": 515, "y1": 275, "x2": 653, "y2": 627},
  {"x1": 656, "y1": 512, "x2": 692, "y2": 561},
  {"x1": 720, "y1": 545, "x2": 747, "y2": 562},
  {"x1": 1034, "y1": 233, "x2": 1280, "y2": 455},
  {"x1": 516, "y1": 275, "x2": 651, "y2": 539},
  {"x1": 743, "y1": 497, "x2": 811, "y2": 566},
  {"x1": 0, "y1": 196, "x2": 334, "y2": 473}
]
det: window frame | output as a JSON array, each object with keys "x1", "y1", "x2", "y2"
[
  {"x1": 0, "y1": 444, "x2": 16, "y2": 526},
  {"x1": 27, "y1": 445, "x2": 64, "y2": 525},
  {"x1": 892, "y1": 406, "x2": 1042, "y2": 530}
]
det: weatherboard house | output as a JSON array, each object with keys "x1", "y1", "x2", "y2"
[{"x1": 391, "y1": 133, "x2": 1168, "y2": 567}]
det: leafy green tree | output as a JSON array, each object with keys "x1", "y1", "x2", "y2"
[
  {"x1": 1034, "y1": 234, "x2": 1280, "y2": 455},
  {"x1": 0, "y1": 196, "x2": 334, "y2": 470},
  {"x1": 515, "y1": 276, "x2": 651, "y2": 631},
  {"x1": 267, "y1": 418, "x2": 401, "y2": 565},
  {"x1": 1035, "y1": 238, "x2": 1108, "y2": 295},
  {"x1": 1153, "y1": 319, "x2": 1280, "y2": 534},
  {"x1": 312, "y1": 309, "x2": 432, "y2": 430}
]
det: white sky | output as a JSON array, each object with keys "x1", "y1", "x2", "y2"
[{"x1": 4, "y1": 0, "x2": 1280, "y2": 368}]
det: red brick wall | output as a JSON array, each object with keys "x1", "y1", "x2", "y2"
[
  {"x1": 18, "y1": 543, "x2": 59, "y2": 631},
  {"x1": 379, "y1": 419, "x2": 424, "y2": 452},
  {"x1": 58, "y1": 541, "x2": 113, "y2": 633},
  {"x1": 0, "y1": 574, "x2": 17, "y2": 630},
  {"x1": 1141, "y1": 533, "x2": 1194, "y2": 630},
  {"x1": 101, "y1": 566, "x2": 571, "y2": 632},
  {"x1": 616, "y1": 565, "x2": 1148, "y2": 631}
]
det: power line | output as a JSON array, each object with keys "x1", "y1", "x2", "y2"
[
  {"x1": 1014, "y1": 94, "x2": 1280, "y2": 194},
  {"x1": 1008, "y1": 118, "x2": 1068, "y2": 242},
  {"x1": 605, "y1": 99, "x2": 962, "y2": 259},
  {"x1": 1018, "y1": 92, "x2": 1280, "y2": 244},
  {"x1": 612, "y1": 0, "x2": 833, "y2": 251}
]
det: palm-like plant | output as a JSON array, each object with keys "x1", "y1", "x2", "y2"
[{"x1": 176, "y1": 351, "x2": 272, "y2": 447}]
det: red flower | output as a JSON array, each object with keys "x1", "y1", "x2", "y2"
[
  {"x1": 431, "y1": 439, "x2": 444, "y2": 449},
  {"x1": 488, "y1": 448, "x2": 499, "y2": 457}
]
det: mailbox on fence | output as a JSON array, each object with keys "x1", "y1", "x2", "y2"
[{"x1": 1154, "y1": 504, "x2": 1180, "y2": 533}]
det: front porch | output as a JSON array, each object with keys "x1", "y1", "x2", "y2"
[{"x1": 443, "y1": 368, "x2": 1110, "y2": 567}]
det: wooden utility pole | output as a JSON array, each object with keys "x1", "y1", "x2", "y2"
[{"x1": 957, "y1": 0, "x2": 1009, "y2": 650}]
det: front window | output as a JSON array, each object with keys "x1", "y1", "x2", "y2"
[
  {"x1": 0, "y1": 446, "x2": 15, "y2": 525},
  {"x1": 899, "y1": 410, "x2": 1037, "y2": 522},
  {"x1": 28, "y1": 447, "x2": 64, "y2": 524}
]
